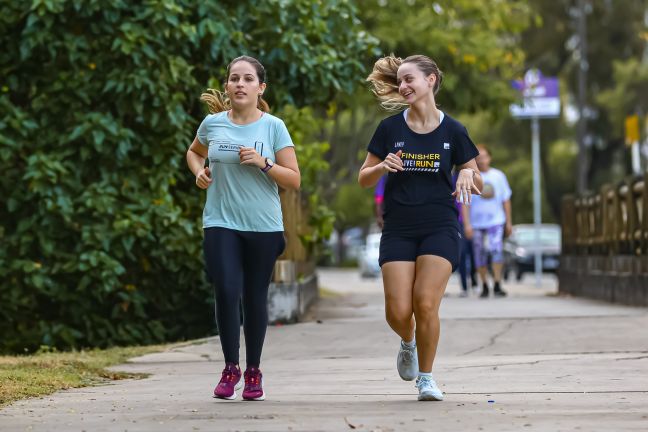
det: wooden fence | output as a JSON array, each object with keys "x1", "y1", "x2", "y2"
[
  {"x1": 273, "y1": 189, "x2": 315, "y2": 283},
  {"x1": 559, "y1": 173, "x2": 648, "y2": 306}
]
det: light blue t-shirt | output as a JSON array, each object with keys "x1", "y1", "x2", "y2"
[{"x1": 196, "y1": 111, "x2": 294, "y2": 232}]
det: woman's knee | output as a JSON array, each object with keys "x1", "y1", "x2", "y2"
[
  {"x1": 214, "y1": 280, "x2": 242, "y2": 305},
  {"x1": 413, "y1": 297, "x2": 441, "y2": 320},
  {"x1": 385, "y1": 307, "x2": 413, "y2": 327},
  {"x1": 242, "y1": 296, "x2": 268, "y2": 318}
]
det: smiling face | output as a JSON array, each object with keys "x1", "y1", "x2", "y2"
[
  {"x1": 396, "y1": 62, "x2": 436, "y2": 105},
  {"x1": 225, "y1": 60, "x2": 266, "y2": 109}
]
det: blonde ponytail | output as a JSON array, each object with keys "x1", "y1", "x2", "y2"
[
  {"x1": 367, "y1": 54, "x2": 444, "y2": 111},
  {"x1": 366, "y1": 55, "x2": 407, "y2": 111}
]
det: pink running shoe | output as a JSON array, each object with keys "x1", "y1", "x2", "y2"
[
  {"x1": 242, "y1": 367, "x2": 265, "y2": 401},
  {"x1": 213, "y1": 363, "x2": 242, "y2": 400}
]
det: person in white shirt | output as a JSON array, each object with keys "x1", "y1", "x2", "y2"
[{"x1": 462, "y1": 144, "x2": 512, "y2": 297}]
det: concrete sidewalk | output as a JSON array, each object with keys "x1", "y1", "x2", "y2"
[{"x1": 2, "y1": 269, "x2": 648, "y2": 431}]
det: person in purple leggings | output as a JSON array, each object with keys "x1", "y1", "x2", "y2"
[{"x1": 462, "y1": 144, "x2": 512, "y2": 297}]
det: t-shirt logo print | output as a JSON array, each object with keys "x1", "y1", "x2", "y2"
[
  {"x1": 394, "y1": 141, "x2": 405, "y2": 148},
  {"x1": 444, "y1": 142, "x2": 450, "y2": 150},
  {"x1": 254, "y1": 141, "x2": 264, "y2": 155},
  {"x1": 400, "y1": 152, "x2": 441, "y2": 172},
  {"x1": 481, "y1": 183, "x2": 496, "y2": 199}
]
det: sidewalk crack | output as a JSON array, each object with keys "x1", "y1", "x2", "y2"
[{"x1": 461, "y1": 319, "x2": 521, "y2": 356}]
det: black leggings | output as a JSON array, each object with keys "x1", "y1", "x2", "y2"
[{"x1": 203, "y1": 227, "x2": 285, "y2": 368}]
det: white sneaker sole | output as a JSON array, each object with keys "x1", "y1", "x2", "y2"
[
  {"x1": 213, "y1": 379, "x2": 243, "y2": 400},
  {"x1": 418, "y1": 392, "x2": 444, "y2": 401},
  {"x1": 399, "y1": 370, "x2": 418, "y2": 381}
]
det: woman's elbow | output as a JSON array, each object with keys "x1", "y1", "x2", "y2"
[
  {"x1": 358, "y1": 173, "x2": 371, "y2": 188},
  {"x1": 287, "y1": 173, "x2": 301, "y2": 191}
]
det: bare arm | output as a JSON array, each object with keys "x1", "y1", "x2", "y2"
[
  {"x1": 462, "y1": 203, "x2": 473, "y2": 240},
  {"x1": 456, "y1": 159, "x2": 483, "y2": 192},
  {"x1": 503, "y1": 199, "x2": 512, "y2": 237},
  {"x1": 239, "y1": 146, "x2": 300, "y2": 190},
  {"x1": 358, "y1": 151, "x2": 403, "y2": 188},
  {"x1": 459, "y1": 160, "x2": 479, "y2": 240},
  {"x1": 267, "y1": 146, "x2": 300, "y2": 190},
  {"x1": 186, "y1": 137, "x2": 212, "y2": 189},
  {"x1": 453, "y1": 159, "x2": 483, "y2": 205}
]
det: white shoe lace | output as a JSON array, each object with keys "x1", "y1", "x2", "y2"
[{"x1": 416, "y1": 375, "x2": 436, "y2": 390}]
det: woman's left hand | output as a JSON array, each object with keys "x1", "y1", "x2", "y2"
[
  {"x1": 452, "y1": 168, "x2": 481, "y2": 205},
  {"x1": 239, "y1": 147, "x2": 265, "y2": 169}
]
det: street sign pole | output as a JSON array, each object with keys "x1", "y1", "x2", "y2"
[
  {"x1": 531, "y1": 117, "x2": 542, "y2": 287},
  {"x1": 510, "y1": 69, "x2": 561, "y2": 288}
]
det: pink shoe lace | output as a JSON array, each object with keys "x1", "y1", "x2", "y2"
[{"x1": 242, "y1": 367, "x2": 264, "y2": 400}]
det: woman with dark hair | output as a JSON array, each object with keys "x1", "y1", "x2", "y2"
[
  {"x1": 359, "y1": 55, "x2": 482, "y2": 401},
  {"x1": 186, "y1": 56, "x2": 300, "y2": 401}
]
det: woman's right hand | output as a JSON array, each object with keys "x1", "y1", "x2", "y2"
[
  {"x1": 380, "y1": 150, "x2": 404, "y2": 173},
  {"x1": 196, "y1": 166, "x2": 212, "y2": 189}
]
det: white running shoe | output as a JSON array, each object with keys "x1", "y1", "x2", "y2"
[
  {"x1": 396, "y1": 340, "x2": 418, "y2": 381},
  {"x1": 416, "y1": 375, "x2": 444, "y2": 401}
]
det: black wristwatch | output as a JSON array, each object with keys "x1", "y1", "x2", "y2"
[{"x1": 261, "y1": 157, "x2": 274, "y2": 173}]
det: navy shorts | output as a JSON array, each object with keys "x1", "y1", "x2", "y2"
[{"x1": 379, "y1": 227, "x2": 462, "y2": 271}]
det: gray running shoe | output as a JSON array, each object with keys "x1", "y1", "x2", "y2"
[
  {"x1": 396, "y1": 340, "x2": 418, "y2": 381},
  {"x1": 416, "y1": 375, "x2": 444, "y2": 401}
]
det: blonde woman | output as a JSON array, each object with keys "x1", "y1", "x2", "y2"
[
  {"x1": 186, "y1": 56, "x2": 300, "y2": 401},
  {"x1": 359, "y1": 55, "x2": 482, "y2": 401}
]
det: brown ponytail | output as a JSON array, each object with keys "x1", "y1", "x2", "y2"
[
  {"x1": 200, "y1": 88, "x2": 230, "y2": 114},
  {"x1": 257, "y1": 94, "x2": 270, "y2": 112}
]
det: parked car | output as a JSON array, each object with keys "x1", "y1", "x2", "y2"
[
  {"x1": 359, "y1": 232, "x2": 381, "y2": 278},
  {"x1": 503, "y1": 224, "x2": 561, "y2": 281},
  {"x1": 321, "y1": 227, "x2": 366, "y2": 266}
]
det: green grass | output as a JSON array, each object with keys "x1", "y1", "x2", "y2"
[
  {"x1": 0, "y1": 345, "x2": 166, "y2": 407},
  {"x1": 318, "y1": 286, "x2": 341, "y2": 298}
]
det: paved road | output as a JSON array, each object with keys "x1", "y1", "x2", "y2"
[{"x1": 1, "y1": 269, "x2": 647, "y2": 431}]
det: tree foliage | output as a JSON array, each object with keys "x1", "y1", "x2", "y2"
[
  {"x1": 520, "y1": 0, "x2": 647, "y2": 191},
  {"x1": 280, "y1": 106, "x2": 336, "y2": 255},
  {"x1": 0, "y1": 0, "x2": 375, "y2": 353},
  {"x1": 597, "y1": 58, "x2": 648, "y2": 136},
  {"x1": 459, "y1": 0, "x2": 647, "y2": 223},
  {"x1": 358, "y1": 0, "x2": 533, "y2": 112}
]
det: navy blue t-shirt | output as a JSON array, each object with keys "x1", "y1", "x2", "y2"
[{"x1": 367, "y1": 111, "x2": 479, "y2": 234}]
